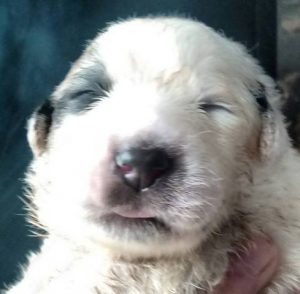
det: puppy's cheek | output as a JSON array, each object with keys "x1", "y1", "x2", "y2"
[
  {"x1": 164, "y1": 167, "x2": 228, "y2": 234},
  {"x1": 88, "y1": 160, "x2": 116, "y2": 208},
  {"x1": 45, "y1": 134, "x2": 106, "y2": 205}
]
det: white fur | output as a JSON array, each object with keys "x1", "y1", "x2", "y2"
[{"x1": 5, "y1": 17, "x2": 300, "y2": 294}]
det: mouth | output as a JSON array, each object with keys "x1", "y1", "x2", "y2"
[
  {"x1": 111, "y1": 205, "x2": 155, "y2": 218},
  {"x1": 108, "y1": 213, "x2": 165, "y2": 227},
  {"x1": 109, "y1": 205, "x2": 168, "y2": 228},
  {"x1": 86, "y1": 202, "x2": 171, "y2": 240},
  {"x1": 97, "y1": 207, "x2": 170, "y2": 236}
]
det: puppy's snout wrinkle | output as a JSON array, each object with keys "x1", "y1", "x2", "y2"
[{"x1": 115, "y1": 148, "x2": 173, "y2": 191}]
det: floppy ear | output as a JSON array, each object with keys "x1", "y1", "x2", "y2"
[
  {"x1": 27, "y1": 99, "x2": 54, "y2": 157},
  {"x1": 255, "y1": 81, "x2": 290, "y2": 161}
]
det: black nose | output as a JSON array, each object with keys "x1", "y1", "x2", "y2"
[{"x1": 115, "y1": 148, "x2": 173, "y2": 191}]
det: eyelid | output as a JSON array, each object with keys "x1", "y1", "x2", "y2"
[
  {"x1": 69, "y1": 79, "x2": 109, "y2": 100},
  {"x1": 70, "y1": 90, "x2": 97, "y2": 99},
  {"x1": 198, "y1": 100, "x2": 234, "y2": 114}
]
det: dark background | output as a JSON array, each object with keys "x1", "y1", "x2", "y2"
[{"x1": 0, "y1": 0, "x2": 276, "y2": 289}]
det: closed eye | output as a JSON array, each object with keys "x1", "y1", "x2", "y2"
[
  {"x1": 198, "y1": 102, "x2": 233, "y2": 114},
  {"x1": 70, "y1": 79, "x2": 108, "y2": 100},
  {"x1": 70, "y1": 89, "x2": 98, "y2": 100},
  {"x1": 59, "y1": 85, "x2": 108, "y2": 114}
]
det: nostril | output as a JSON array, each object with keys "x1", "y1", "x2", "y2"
[
  {"x1": 146, "y1": 149, "x2": 171, "y2": 171},
  {"x1": 115, "y1": 148, "x2": 173, "y2": 191},
  {"x1": 115, "y1": 151, "x2": 135, "y2": 173},
  {"x1": 118, "y1": 164, "x2": 133, "y2": 173}
]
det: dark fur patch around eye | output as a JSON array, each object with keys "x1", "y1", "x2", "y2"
[
  {"x1": 54, "y1": 63, "x2": 112, "y2": 117},
  {"x1": 29, "y1": 62, "x2": 111, "y2": 154},
  {"x1": 58, "y1": 85, "x2": 105, "y2": 114}
]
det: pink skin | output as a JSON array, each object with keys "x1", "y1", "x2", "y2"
[
  {"x1": 213, "y1": 236, "x2": 299, "y2": 294},
  {"x1": 112, "y1": 205, "x2": 155, "y2": 218}
]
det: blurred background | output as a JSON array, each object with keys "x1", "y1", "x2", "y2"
[{"x1": 0, "y1": 0, "x2": 298, "y2": 289}]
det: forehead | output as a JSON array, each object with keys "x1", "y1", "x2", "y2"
[
  {"x1": 54, "y1": 18, "x2": 262, "y2": 114},
  {"x1": 85, "y1": 18, "x2": 258, "y2": 94},
  {"x1": 96, "y1": 19, "x2": 198, "y2": 79},
  {"x1": 92, "y1": 18, "x2": 234, "y2": 80}
]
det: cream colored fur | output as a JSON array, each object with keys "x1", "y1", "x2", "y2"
[{"x1": 4, "y1": 17, "x2": 300, "y2": 294}]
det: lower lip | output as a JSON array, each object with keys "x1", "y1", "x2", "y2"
[
  {"x1": 100, "y1": 211, "x2": 169, "y2": 232},
  {"x1": 112, "y1": 206, "x2": 155, "y2": 219}
]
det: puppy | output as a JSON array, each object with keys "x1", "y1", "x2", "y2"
[{"x1": 5, "y1": 17, "x2": 300, "y2": 294}]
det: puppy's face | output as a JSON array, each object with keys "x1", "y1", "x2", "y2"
[{"x1": 27, "y1": 18, "x2": 280, "y2": 257}]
